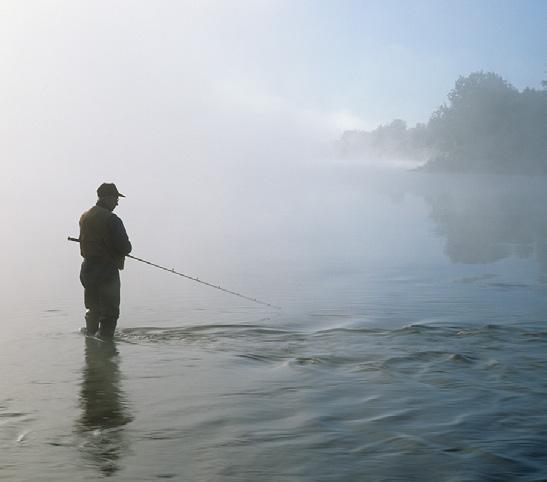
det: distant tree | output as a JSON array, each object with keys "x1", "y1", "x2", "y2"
[
  {"x1": 336, "y1": 119, "x2": 431, "y2": 163},
  {"x1": 425, "y1": 72, "x2": 547, "y2": 173}
]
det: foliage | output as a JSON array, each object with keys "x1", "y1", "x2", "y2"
[
  {"x1": 338, "y1": 72, "x2": 547, "y2": 173},
  {"x1": 425, "y1": 72, "x2": 547, "y2": 173}
]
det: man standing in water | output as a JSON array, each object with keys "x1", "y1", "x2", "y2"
[{"x1": 79, "y1": 183, "x2": 132, "y2": 339}]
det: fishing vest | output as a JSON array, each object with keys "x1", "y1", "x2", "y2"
[{"x1": 79, "y1": 205, "x2": 125, "y2": 269}]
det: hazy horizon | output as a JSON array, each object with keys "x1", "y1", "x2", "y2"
[{"x1": 2, "y1": 1, "x2": 545, "y2": 181}]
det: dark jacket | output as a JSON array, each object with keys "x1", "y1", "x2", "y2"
[{"x1": 79, "y1": 201, "x2": 132, "y2": 270}]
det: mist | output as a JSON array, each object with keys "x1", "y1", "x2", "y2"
[
  {"x1": 1, "y1": 0, "x2": 545, "y2": 306},
  {"x1": 0, "y1": 2, "x2": 343, "y2": 306}
]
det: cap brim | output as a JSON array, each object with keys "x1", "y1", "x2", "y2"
[{"x1": 117, "y1": 193, "x2": 125, "y2": 197}]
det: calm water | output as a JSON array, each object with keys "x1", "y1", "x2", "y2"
[{"x1": 2, "y1": 170, "x2": 547, "y2": 481}]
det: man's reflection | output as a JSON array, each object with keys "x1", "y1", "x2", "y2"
[{"x1": 76, "y1": 338, "x2": 132, "y2": 477}]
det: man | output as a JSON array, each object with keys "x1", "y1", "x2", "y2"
[{"x1": 79, "y1": 183, "x2": 132, "y2": 339}]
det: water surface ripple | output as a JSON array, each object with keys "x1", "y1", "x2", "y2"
[{"x1": 99, "y1": 319, "x2": 547, "y2": 481}]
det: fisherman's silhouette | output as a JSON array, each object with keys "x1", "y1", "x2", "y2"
[{"x1": 76, "y1": 338, "x2": 132, "y2": 477}]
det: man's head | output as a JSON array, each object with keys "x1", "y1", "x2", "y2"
[{"x1": 97, "y1": 183, "x2": 125, "y2": 211}]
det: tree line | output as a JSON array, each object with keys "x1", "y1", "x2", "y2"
[{"x1": 338, "y1": 72, "x2": 547, "y2": 173}]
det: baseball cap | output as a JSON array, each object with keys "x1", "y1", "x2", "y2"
[{"x1": 97, "y1": 183, "x2": 125, "y2": 198}]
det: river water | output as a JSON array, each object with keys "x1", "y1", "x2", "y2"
[{"x1": 2, "y1": 168, "x2": 547, "y2": 481}]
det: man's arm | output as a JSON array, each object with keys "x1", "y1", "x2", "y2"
[{"x1": 108, "y1": 215, "x2": 132, "y2": 255}]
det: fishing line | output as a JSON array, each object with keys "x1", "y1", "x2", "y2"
[{"x1": 68, "y1": 237, "x2": 281, "y2": 309}]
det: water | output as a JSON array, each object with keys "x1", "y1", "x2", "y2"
[{"x1": 2, "y1": 169, "x2": 547, "y2": 481}]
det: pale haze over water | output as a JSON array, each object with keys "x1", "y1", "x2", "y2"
[{"x1": 1, "y1": 1, "x2": 547, "y2": 481}]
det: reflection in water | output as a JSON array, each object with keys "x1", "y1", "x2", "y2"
[
  {"x1": 76, "y1": 338, "x2": 132, "y2": 477},
  {"x1": 414, "y1": 175, "x2": 547, "y2": 274}
]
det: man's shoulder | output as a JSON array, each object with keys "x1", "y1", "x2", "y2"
[
  {"x1": 80, "y1": 206, "x2": 93, "y2": 222},
  {"x1": 80, "y1": 205, "x2": 114, "y2": 222}
]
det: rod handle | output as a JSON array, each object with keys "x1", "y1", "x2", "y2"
[{"x1": 68, "y1": 236, "x2": 80, "y2": 242}]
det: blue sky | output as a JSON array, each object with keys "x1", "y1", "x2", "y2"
[{"x1": 242, "y1": 0, "x2": 547, "y2": 127}]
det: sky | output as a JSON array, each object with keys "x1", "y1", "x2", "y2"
[{"x1": 2, "y1": 1, "x2": 545, "y2": 139}]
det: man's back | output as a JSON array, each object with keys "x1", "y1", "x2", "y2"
[{"x1": 80, "y1": 204, "x2": 131, "y2": 269}]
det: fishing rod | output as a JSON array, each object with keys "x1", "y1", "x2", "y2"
[{"x1": 68, "y1": 237, "x2": 281, "y2": 309}]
